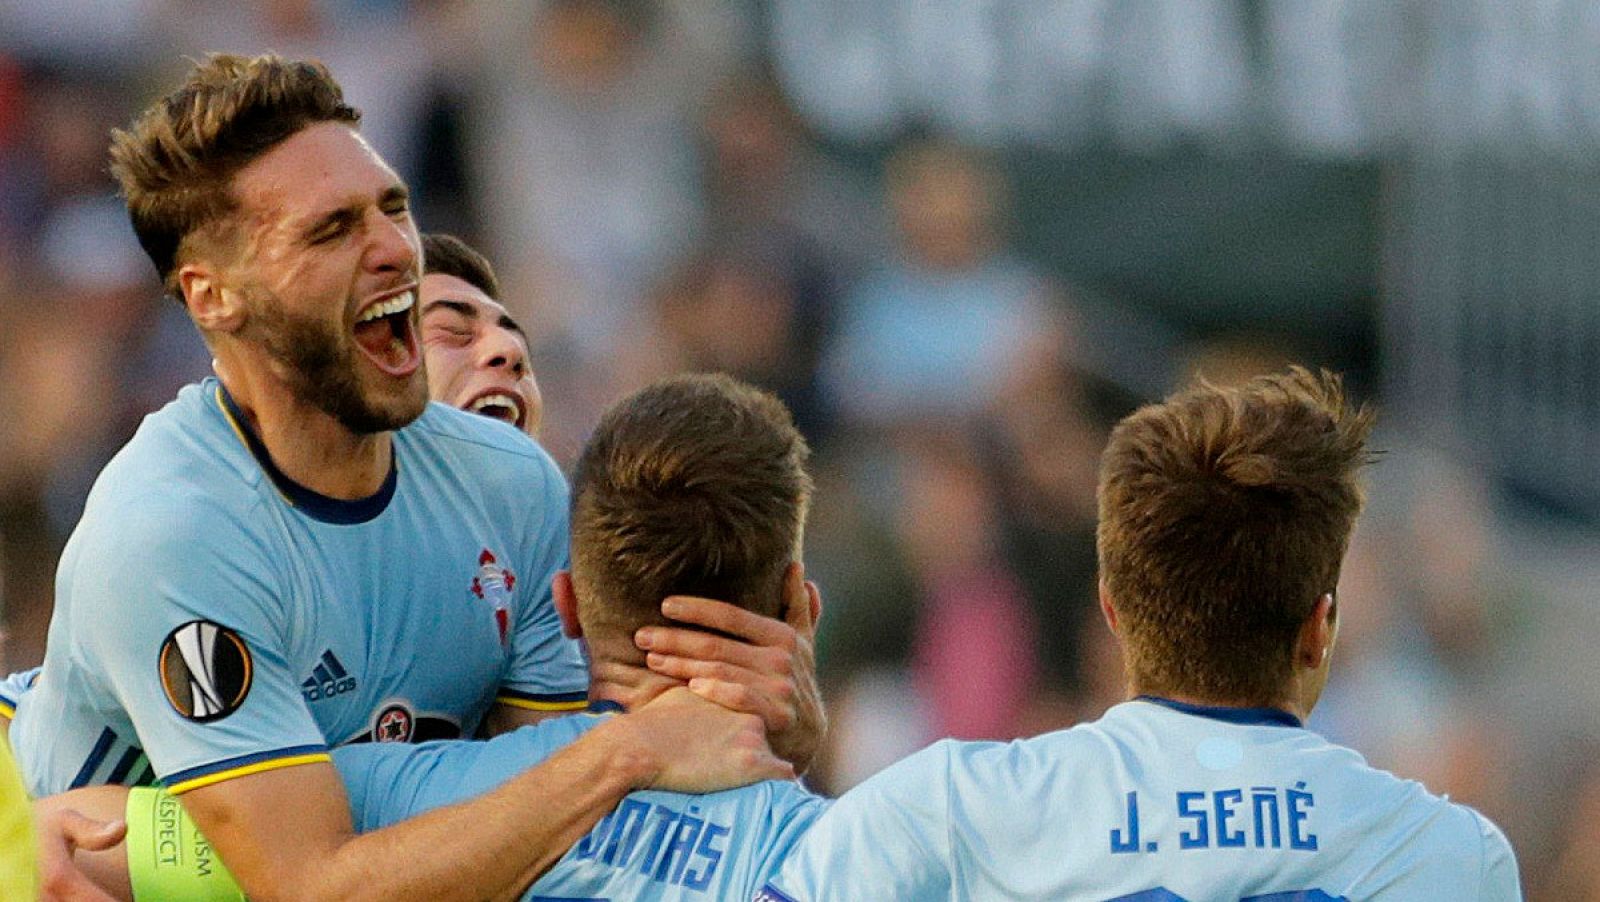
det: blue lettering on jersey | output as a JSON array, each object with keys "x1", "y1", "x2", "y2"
[
  {"x1": 1110, "y1": 784, "x2": 1318, "y2": 854},
  {"x1": 572, "y1": 799, "x2": 731, "y2": 893},
  {"x1": 1177, "y1": 792, "x2": 1209, "y2": 849},
  {"x1": 1215, "y1": 789, "x2": 1246, "y2": 848},
  {"x1": 1111, "y1": 791, "x2": 1142, "y2": 854},
  {"x1": 1287, "y1": 782, "x2": 1318, "y2": 850},
  {"x1": 1250, "y1": 786, "x2": 1283, "y2": 848}
]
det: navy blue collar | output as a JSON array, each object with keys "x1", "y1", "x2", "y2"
[
  {"x1": 588, "y1": 699, "x2": 626, "y2": 714},
  {"x1": 215, "y1": 384, "x2": 397, "y2": 525},
  {"x1": 1136, "y1": 695, "x2": 1303, "y2": 728}
]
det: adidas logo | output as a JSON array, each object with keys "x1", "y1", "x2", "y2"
[{"x1": 301, "y1": 650, "x2": 357, "y2": 702}]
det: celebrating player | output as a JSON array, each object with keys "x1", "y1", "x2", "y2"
[
  {"x1": 417, "y1": 232, "x2": 544, "y2": 438},
  {"x1": 45, "y1": 373, "x2": 826, "y2": 900},
  {"x1": 761, "y1": 368, "x2": 1521, "y2": 900},
  {"x1": 13, "y1": 54, "x2": 803, "y2": 902}
]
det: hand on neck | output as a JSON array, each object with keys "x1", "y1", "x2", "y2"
[{"x1": 586, "y1": 660, "x2": 685, "y2": 712}]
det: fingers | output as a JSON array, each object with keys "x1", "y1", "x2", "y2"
[
  {"x1": 646, "y1": 653, "x2": 799, "y2": 732},
  {"x1": 658, "y1": 596, "x2": 796, "y2": 647},
  {"x1": 686, "y1": 676, "x2": 795, "y2": 734},
  {"x1": 636, "y1": 626, "x2": 793, "y2": 677},
  {"x1": 56, "y1": 810, "x2": 127, "y2": 851},
  {"x1": 38, "y1": 825, "x2": 121, "y2": 902}
]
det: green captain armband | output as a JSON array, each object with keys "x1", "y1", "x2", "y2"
[{"x1": 125, "y1": 786, "x2": 245, "y2": 901}]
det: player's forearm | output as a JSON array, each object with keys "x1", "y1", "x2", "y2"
[{"x1": 298, "y1": 721, "x2": 656, "y2": 902}]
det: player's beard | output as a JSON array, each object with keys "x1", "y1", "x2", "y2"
[{"x1": 243, "y1": 290, "x2": 429, "y2": 434}]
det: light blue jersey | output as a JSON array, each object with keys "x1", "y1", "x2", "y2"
[
  {"x1": 13, "y1": 379, "x2": 587, "y2": 797},
  {"x1": 0, "y1": 667, "x2": 38, "y2": 720},
  {"x1": 335, "y1": 710, "x2": 826, "y2": 900},
  {"x1": 764, "y1": 698, "x2": 1521, "y2": 902}
]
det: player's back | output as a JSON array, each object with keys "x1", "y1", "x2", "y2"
[
  {"x1": 765, "y1": 698, "x2": 1520, "y2": 901},
  {"x1": 336, "y1": 710, "x2": 828, "y2": 901}
]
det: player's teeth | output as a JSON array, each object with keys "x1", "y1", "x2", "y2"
[
  {"x1": 471, "y1": 394, "x2": 522, "y2": 419},
  {"x1": 358, "y1": 290, "x2": 416, "y2": 323}
]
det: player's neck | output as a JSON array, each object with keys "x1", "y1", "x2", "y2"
[
  {"x1": 217, "y1": 364, "x2": 392, "y2": 500},
  {"x1": 1131, "y1": 688, "x2": 1307, "y2": 723},
  {"x1": 585, "y1": 639, "x2": 683, "y2": 711}
]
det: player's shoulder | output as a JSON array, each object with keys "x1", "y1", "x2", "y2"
[
  {"x1": 89, "y1": 379, "x2": 267, "y2": 523},
  {"x1": 406, "y1": 401, "x2": 548, "y2": 461},
  {"x1": 402, "y1": 402, "x2": 564, "y2": 490}
]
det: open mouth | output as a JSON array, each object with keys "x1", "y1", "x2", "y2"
[
  {"x1": 353, "y1": 289, "x2": 421, "y2": 377},
  {"x1": 466, "y1": 390, "x2": 525, "y2": 430}
]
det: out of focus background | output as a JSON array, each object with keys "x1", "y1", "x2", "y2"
[{"x1": 1, "y1": 0, "x2": 1598, "y2": 895}]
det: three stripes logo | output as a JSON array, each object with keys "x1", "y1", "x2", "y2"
[
  {"x1": 302, "y1": 650, "x2": 358, "y2": 702},
  {"x1": 158, "y1": 620, "x2": 253, "y2": 722}
]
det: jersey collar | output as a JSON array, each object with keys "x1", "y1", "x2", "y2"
[
  {"x1": 214, "y1": 382, "x2": 398, "y2": 525},
  {"x1": 1135, "y1": 695, "x2": 1303, "y2": 728}
]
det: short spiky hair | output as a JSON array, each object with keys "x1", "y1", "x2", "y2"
[
  {"x1": 1097, "y1": 367, "x2": 1375, "y2": 704},
  {"x1": 109, "y1": 53, "x2": 360, "y2": 292},
  {"x1": 570, "y1": 374, "x2": 812, "y2": 632},
  {"x1": 422, "y1": 233, "x2": 501, "y2": 300}
]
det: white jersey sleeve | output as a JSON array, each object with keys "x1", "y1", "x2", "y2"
[
  {"x1": 763, "y1": 740, "x2": 956, "y2": 901},
  {"x1": 1474, "y1": 810, "x2": 1522, "y2": 901}
]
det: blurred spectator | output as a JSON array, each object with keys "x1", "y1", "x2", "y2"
[
  {"x1": 700, "y1": 68, "x2": 882, "y2": 299},
  {"x1": 897, "y1": 433, "x2": 1039, "y2": 741},
  {"x1": 651, "y1": 243, "x2": 831, "y2": 443},
  {"x1": 469, "y1": 0, "x2": 742, "y2": 362},
  {"x1": 821, "y1": 137, "x2": 1067, "y2": 427}
]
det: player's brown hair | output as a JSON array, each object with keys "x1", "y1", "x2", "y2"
[
  {"x1": 570, "y1": 373, "x2": 812, "y2": 632},
  {"x1": 1097, "y1": 367, "x2": 1375, "y2": 705},
  {"x1": 422, "y1": 233, "x2": 501, "y2": 300},
  {"x1": 109, "y1": 53, "x2": 360, "y2": 293}
]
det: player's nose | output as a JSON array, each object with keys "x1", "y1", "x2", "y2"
[
  {"x1": 364, "y1": 208, "x2": 418, "y2": 276},
  {"x1": 478, "y1": 325, "x2": 528, "y2": 378}
]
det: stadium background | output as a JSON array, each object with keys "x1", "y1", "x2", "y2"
[{"x1": 0, "y1": 0, "x2": 1597, "y2": 895}]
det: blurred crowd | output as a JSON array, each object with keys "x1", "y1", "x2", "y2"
[{"x1": 2, "y1": 1, "x2": 1599, "y2": 897}]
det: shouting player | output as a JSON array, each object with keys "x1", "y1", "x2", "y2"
[
  {"x1": 417, "y1": 233, "x2": 544, "y2": 438},
  {"x1": 13, "y1": 54, "x2": 804, "y2": 902}
]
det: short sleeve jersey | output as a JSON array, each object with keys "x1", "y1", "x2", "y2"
[
  {"x1": 13, "y1": 378, "x2": 587, "y2": 797},
  {"x1": 335, "y1": 712, "x2": 827, "y2": 900},
  {"x1": 765, "y1": 698, "x2": 1521, "y2": 902}
]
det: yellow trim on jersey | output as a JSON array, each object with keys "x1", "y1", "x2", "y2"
[
  {"x1": 495, "y1": 695, "x2": 589, "y2": 713},
  {"x1": 0, "y1": 700, "x2": 14, "y2": 720},
  {"x1": 213, "y1": 386, "x2": 296, "y2": 508},
  {"x1": 166, "y1": 752, "x2": 331, "y2": 796}
]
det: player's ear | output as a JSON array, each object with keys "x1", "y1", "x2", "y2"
[
  {"x1": 1295, "y1": 592, "x2": 1336, "y2": 670},
  {"x1": 1098, "y1": 579, "x2": 1119, "y2": 634},
  {"x1": 552, "y1": 571, "x2": 583, "y2": 639},
  {"x1": 179, "y1": 263, "x2": 247, "y2": 334},
  {"x1": 781, "y1": 562, "x2": 818, "y2": 634}
]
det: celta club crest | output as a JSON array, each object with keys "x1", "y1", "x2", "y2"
[{"x1": 471, "y1": 548, "x2": 514, "y2": 644}]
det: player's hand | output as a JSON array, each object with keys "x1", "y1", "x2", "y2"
[
  {"x1": 612, "y1": 686, "x2": 794, "y2": 793},
  {"x1": 35, "y1": 802, "x2": 126, "y2": 902},
  {"x1": 635, "y1": 568, "x2": 825, "y2": 773}
]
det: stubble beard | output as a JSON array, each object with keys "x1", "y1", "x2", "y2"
[{"x1": 245, "y1": 291, "x2": 428, "y2": 434}]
